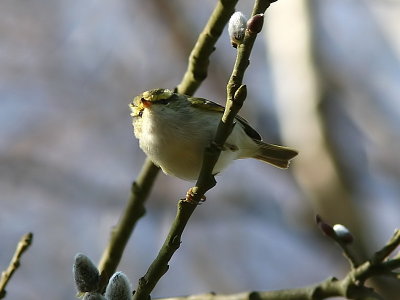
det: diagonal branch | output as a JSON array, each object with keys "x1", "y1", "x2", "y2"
[
  {"x1": 0, "y1": 233, "x2": 33, "y2": 299},
  {"x1": 176, "y1": 0, "x2": 239, "y2": 95},
  {"x1": 97, "y1": 159, "x2": 159, "y2": 291},
  {"x1": 132, "y1": 1, "x2": 277, "y2": 300},
  {"x1": 97, "y1": 0, "x2": 239, "y2": 292}
]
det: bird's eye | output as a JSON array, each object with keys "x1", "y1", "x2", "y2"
[{"x1": 138, "y1": 110, "x2": 143, "y2": 117}]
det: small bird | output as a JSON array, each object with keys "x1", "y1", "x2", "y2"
[{"x1": 130, "y1": 89, "x2": 298, "y2": 181}]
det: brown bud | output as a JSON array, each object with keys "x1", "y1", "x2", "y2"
[
  {"x1": 246, "y1": 14, "x2": 264, "y2": 34},
  {"x1": 316, "y1": 215, "x2": 336, "y2": 238}
]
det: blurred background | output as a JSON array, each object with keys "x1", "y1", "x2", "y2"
[{"x1": 1, "y1": 0, "x2": 399, "y2": 299}]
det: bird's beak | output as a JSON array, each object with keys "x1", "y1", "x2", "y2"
[{"x1": 141, "y1": 99, "x2": 152, "y2": 108}]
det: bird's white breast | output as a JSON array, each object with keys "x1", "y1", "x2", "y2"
[{"x1": 134, "y1": 106, "x2": 255, "y2": 180}]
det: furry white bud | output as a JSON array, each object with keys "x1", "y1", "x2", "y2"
[
  {"x1": 333, "y1": 224, "x2": 354, "y2": 244},
  {"x1": 83, "y1": 293, "x2": 107, "y2": 300},
  {"x1": 228, "y1": 12, "x2": 247, "y2": 47},
  {"x1": 105, "y1": 272, "x2": 132, "y2": 300},
  {"x1": 73, "y1": 253, "x2": 100, "y2": 293}
]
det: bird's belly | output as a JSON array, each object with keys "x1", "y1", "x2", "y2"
[
  {"x1": 158, "y1": 145, "x2": 204, "y2": 180},
  {"x1": 151, "y1": 144, "x2": 245, "y2": 182},
  {"x1": 139, "y1": 130, "x2": 206, "y2": 180},
  {"x1": 137, "y1": 113, "x2": 247, "y2": 180}
]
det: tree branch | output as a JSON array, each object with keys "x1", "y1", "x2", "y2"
[
  {"x1": 97, "y1": 0, "x2": 240, "y2": 292},
  {"x1": 176, "y1": 0, "x2": 238, "y2": 96},
  {"x1": 132, "y1": 1, "x2": 277, "y2": 300},
  {"x1": 156, "y1": 229, "x2": 400, "y2": 300},
  {"x1": 0, "y1": 233, "x2": 33, "y2": 299},
  {"x1": 97, "y1": 159, "x2": 159, "y2": 291}
]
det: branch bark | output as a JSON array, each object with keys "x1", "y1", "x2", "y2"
[
  {"x1": 0, "y1": 233, "x2": 33, "y2": 299},
  {"x1": 132, "y1": 1, "x2": 277, "y2": 300},
  {"x1": 97, "y1": 159, "x2": 159, "y2": 290},
  {"x1": 154, "y1": 229, "x2": 400, "y2": 300},
  {"x1": 97, "y1": 0, "x2": 239, "y2": 292}
]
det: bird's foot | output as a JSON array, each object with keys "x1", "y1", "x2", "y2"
[{"x1": 182, "y1": 187, "x2": 206, "y2": 205}]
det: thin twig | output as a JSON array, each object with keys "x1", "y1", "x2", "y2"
[
  {"x1": 132, "y1": 1, "x2": 276, "y2": 300},
  {"x1": 97, "y1": 0, "x2": 239, "y2": 292},
  {"x1": 339, "y1": 242, "x2": 359, "y2": 269},
  {"x1": 176, "y1": 0, "x2": 238, "y2": 95},
  {"x1": 371, "y1": 229, "x2": 400, "y2": 264},
  {"x1": 0, "y1": 233, "x2": 33, "y2": 299},
  {"x1": 192, "y1": 0, "x2": 275, "y2": 201},
  {"x1": 154, "y1": 229, "x2": 400, "y2": 300},
  {"x1": 97, "y1": 159, "x2": 159, "y2": 291}
]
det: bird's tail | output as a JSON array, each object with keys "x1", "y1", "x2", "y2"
[{"x1": 253, "y1": 140, "x2": 298, "y2": 169}]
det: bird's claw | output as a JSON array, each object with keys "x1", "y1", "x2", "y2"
[{"x1": 182, "y1": 187, "x2": 206, "y2": 205}]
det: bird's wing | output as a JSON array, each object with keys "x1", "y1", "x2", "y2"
[
  {"x1": 188, "y1": 97, "x2": 262, "y2": 141},
  {"x1": 187, "y1": 97, "x2": 226, "y2": 113}
]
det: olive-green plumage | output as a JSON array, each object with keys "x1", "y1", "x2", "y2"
[{"x1": 130, "y1": 89, "x2": 298, "y2": 180}]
